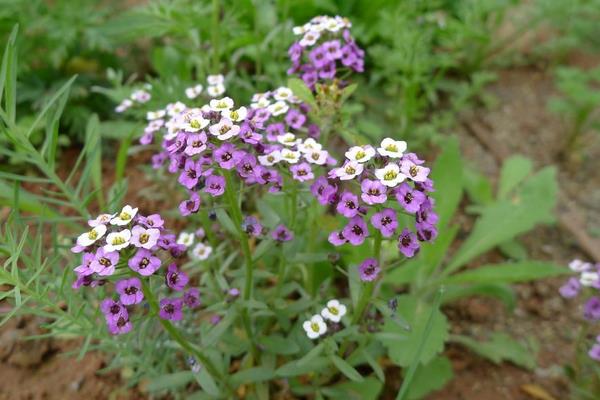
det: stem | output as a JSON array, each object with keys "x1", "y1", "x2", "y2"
[
  {"x1": 211, "y1": 0, "x2": 220, "y2": 72},
  {"x1": 140, "y1": 280, "x2": 227, "y2": 388}
]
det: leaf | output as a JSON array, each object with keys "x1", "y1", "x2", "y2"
[
  {"x1": 288, "y1": 77, "x2": 316, "y2": 108},
  {"x1": 340, "y1": 83, "x2": 358, "y2": 102},
  {"x1": 259, "y1": 334, "x2": 300, "y2": 355},
  {"x1": 297, "y1": 342, "x2": 325, "y2": 366},
  {"x1": 442, "y1": 261, "x2": 569, "y2": 285},
  {"x1": 230, "y1": 367, "x2": 275, "y2": 386},
  {"x1": 463, "y1": 167, "x2": 494, "y2": 205},
  {"x1": 451, "y1": 333, "x2": 536, "y2": 369},
  {"x1": 145, "y1": 371, "x2": 193, "y2": 392},
  {"x1": 215, "y1": 209, "x2": 238, "y2": 236},
  {"x1": 445, "y1": 166, "x2": 557, "y2": 274},
  {"x1": 405, "y1": 356, "x2": 454, "y2": 400},
  {"x1": 498, "y1": 239, "x2": 528, "y2": 260},
  {"x1": 323, "y1": 377, "x2": 383, "y2": 400},
  {"x1": 0, "y1": 25, "x2": 18, "y2": 125},
  {"x1": 498, "y1": 155, "x2": 533, "y2": 200},
  {"x1": 430, "y1": 137, "x2": 463, "y2": 228},
  {"x1": 381, "y1": 295, "x2": 448, "y2": 368},
  {"x1": 194, "y1": 367, "x2": 220, "y2": 397},
  {"x1": 275, "y1": 356, "x2": 329, "y2": 377},
  {"x1": 330, "y1": 355, "x2": 364, "y2": 382},
  {"x1": 441, "y1": 283, "x2": 516, "y2": 310}
]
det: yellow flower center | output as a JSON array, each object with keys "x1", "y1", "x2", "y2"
[
  {"x1": 328, "y1": 307, "x2": 339, "y2": 315},
  {"x1": 345, "y1": 166, "x2": 356, "y2": 174},
  {"x1": 385, "y1": 144, "x2": 398, "y2": 152},
  {"x1": 88, "y1": 230, "x2": 98, "y2": 240},
  {"x1": 190, "y1": 119, "x2": 201, "y2": 129},
  {"x1": 230, "y1": 110, "x2": 239, "y2": 120},
  {"x1": 384, "y1": 170, "x2": 397, "y2": 181},
  {"x1": 139, "y1": 233, "x2": 149, "y2": 244},
  {"x1": 355, "y1": 150, "x2": 366, "y2": 160},
  {"x1": 119, "y1": 211, "x2": 131, "y2": 221},
  {"x1": 111, "y1": 236, "x2": 126, "y2": 246},
  {"x1": 219, "y1": 125, "x2": 231, "y2": 134},
  {"x1": 310, "y1": 322, "x2": 320, "y2": 332},
  {"x1": 409, "y1": 165, "x2": 418, "y2": 177}
]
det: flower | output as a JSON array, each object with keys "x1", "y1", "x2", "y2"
[
  {"x1": 76, "y1": 224, "x2": 107, "y2": 247},
  {"x1": 159, "y1": 298, "x2": 184, "y2": 321},
  {"x1": 177, "y1": 232, "x2": 195, "y2": 248},
  {"x1": 209, "y1": 97, "x2": 234, "y2": 112},
  {"x1": 143, "y1": 214, "x2": 165, "y2": 229},
  {"x1": 280, "y1": 149, "x2": 301, "y2": 164},
  {"x1": 207, "y1": 74, "x2": 224, "y2": 85},
  {"x1": 267, "y1": 101, "x2": 289, "y2": 116},
  {"x1": 165, "y1": 263, "x2": 189, "y2": 292},
  {"x1": 358, "y1": 258, "x2": 380, "y2": 282},
  {"x1": 311, "y1": 177, "x2": 337, "y2": 205},
  {"x1": 321, "y1": 299, "x2": 347, "y2": 323},
  {"x1": 185, "y1": 84, "x2": 203, "y2": 99},
  {"x1": 272, "y1": 224, "x2": 294, "y2": 242},
  {"x1": 559, "y1": 277, "x2": 581, "y2": 298},
  {"x1": 101, "y1": 298, "x2": 127, "y2": 323},
  {"x1": 584, "y1": 297, "x2": 600, "y2": 320},
  {"x1": 290, "y1": 162, "x2": 314, "y2": 182},
  {"x1": 345, "y1": 145, "x2": 375, "y2": 163},
  {"x1": 179, "y1": 192, "x2": 201, "y2": 216},
  {"x1": 398, "y1": 229, "x2": 420, "y2": 258},
  {"x1": 111, "y1": 205, "x2": 138, "y2": 226},
  {"x1": 377, "y1": 138, "x2": 407, "y2": 158},
  {"x1": 375, "y1": 163, "x2": 406, "y2": 187},
  {"x1": 395, "y1": 183, "x2": 426, "y2": 213},
  {"x1": 183, "y1": 288, "x2": 201, "y2": 308},
  {"x1": 209, "y1": 118, "x2": 240, "y2": 141},
  {"x1": 258, "y1": 150, "x2": 282, "y2": 166},
  {"x1": 184, "y1": 133, "x2": 208, "y2": 156},
  {"x1": 104, "y1": 229, "x2": 132, "y2": 252},
  {"x1": 581, "y1": 271, "x2": 600, "y2": 287},
  {"x1": 328, "y1": 230, "x2": 347, "y2": 246},
  {"x1": 569, "y1": 259, "x2": 592, "y2": 272},
  {"x1": 88, "y1": 213, "x2": 115, "y2": 227},
  {"x1": 191, "y1": 242, "x2": 212, "y2": 260},
  {"x1": 303, "y1": 314, "x2": 327, "y2": 339},
  {"x1": 214, "y1": 143, "x2": 244, "y2": 169},
  {"x1": 360, "y1": 179, "x2": 387, "y2": 205},
  {"x1": 204, "y1": 175, "x2": 226, "y2": 197},
  {"x1": 285, "y1": 109, "x2": 306, "y2": 129},
  {"x1": 130, "y1": 225, "x2": 160, "y2": 249},
  {"x1": 336, "y1": 191, "x2": 360, "y2": 218},
  {"x1": 207, "y1": 84, "x2": 226, "y2": 97},
  {"x1": 128, "y1": 248, "x2": 161, "y2": 276},
  {"x1": 400, "y1": 160, "x2": 430, "y2": 183},
  {"x1": 371, "y1": 208, "x2": 398, "y2": 238},
  {"x1": 115, "y1": 278, "x2": 144, "y2": 305},
  {"x1": 242, "y1": 216, "x2": 263, "y2": 237},
  {"x1": 273, "y1": 86, "x2": 293, "y2": 101},
  {"x1": 335, "y1": 160, "x2": 364, "y2": 180},
  {"x1": 277, "y1": 132, "x2": 300, "y2": 147},
  {"x1": 342, "y1": 216, "x2": 369, "y2": 246},
  {"x1": 589, "y1": 344, "x2": 600, "y2": 361},
  {"x1": 108, "y1": 315, "x2": 132, "y2": 335}
]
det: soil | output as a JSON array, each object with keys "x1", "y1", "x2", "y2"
[{"x1": 2, "y1": 44, "x2": 600, "y2": 400}]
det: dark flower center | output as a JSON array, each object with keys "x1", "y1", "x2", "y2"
[
  {"x1": 110, "y1": 304, "x2": 120, "y2": 315},
  {"x1": 409, "y1": 165, "x2": 418, "y2": 177},
  {"x1": 404, "y1": 192, "x2": 413, "y2": 203},
  {"x1": 169, "y1": 272, "x2": 179, "y2": 285},
  {"x1": 222, "y1": 152, "x2": 232, "y2": 161},
  {"x1": 345, "y1": 200, "x2": 355, "y2": 209},
  {"x1": 381, "y1": 216, "x2": 392, "y2": 226},
  {"x1": 352, "y1": 225, "x2": 363, "y2": 235},
  {"x1": 164, "y1": 304, "x2": 175, "y2": 314},
  {"x1": 117, "y1": 317, "x2": 127, "y2": 327},
  {"x1": 140, "y1": 257, "x2": 149, "y2": 269},
  {"x1": 368, "y1": 188, "x2": 380, "y2": 196},
  {"x1": 99, "y1": 257, "x2": 112, "y2": 267},
  {"x1": 125, "y1": 286, "x2": 138, "y2": 295},
  {"x1": 401, "y1": 236, "x2": 412, "y2": 247},
  {"x1": 364, "y1": 264, "x2": 375, "y2": 276}
]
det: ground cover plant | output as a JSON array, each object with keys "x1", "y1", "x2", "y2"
[{"x1": 1, "y1": 1, "x2": 600, "y2": 399}]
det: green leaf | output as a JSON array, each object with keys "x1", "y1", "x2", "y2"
[
  {"x1": 288, "y1": 77, "x2": 316, "y2": 108},
  {"x1": 441, "y1": 283, "x2": 516, "y2": 310},
  {"x1": 430, "y1": 137, "x2": 463, "y2": 228},
  {"x1": 193, "y1": 368, "x2": 220, "y2": 397},
  {"x1": 330, "y1": 355, "x2": 364, "y2": 382},
  {"x1": 451, "y1": 333, "x2": 536, "y2": 369},
  {"x1": 297, "y1": 342, "x2": 325, "y2": 366},
  {"x1": 215, "y1": 209, "x2": 238, "y2": 236},
  {"x1": 405, "y1": 356, "x2": 453, "y2": 400},
  {"x1": 498, "y1": 155, "x2": 533, "y2": 199},
  {"x1": 0, "y1": 24, "x2": 18, "y2": 125},
  {"x1": 498, "y1": 239, "x2": 528, "y2": 260},
  {"x1": 323, "y1": 376, "x2": 383, "y2": 399},
  {"x1": 381, "y1": 295, "x2": 448, "y2": 368},
  {"x1": 442, "y1": 261, "x2": 569, "y2": 285},
  {"x1": 259, "y1": 334, "x2": 300, "y2": 355},
  {"x1": 464, "y1": 167, "x2": 493, "y2": 205},
  {"x1": 145, "y1": 371, "x2": 193, "y2": 392},
  {"x1": 340, "y1": 83, "x2": 358, "y2": 102},
  {"x1": 230, "y1": 367, "x2": 275, "y2": 386},
  {"x1": 276, "y1": 356, "x2": 329, "y2": 377}
]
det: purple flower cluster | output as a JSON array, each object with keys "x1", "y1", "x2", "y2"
[
  {"x1": 309, "y1": 138, "x2": 438, "y2": 280},
  {"x1": 559, "y1": 259, "x2": 600, "y2": 360},
  {"x1": 71, "y1": 206, "x2": 200, "y2": 335},
  {"x1": 288, "y1": 16, "x2": 365, "y2": 89}
]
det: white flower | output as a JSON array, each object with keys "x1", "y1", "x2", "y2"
[
  {"x1": 191, "y1": 242, "x2": 212, "y2": 260},
  {"x1": 131, "y1": 90, "x2": 151, "y2": 103},
  {"x1": 292, "y1": 23, "x2": 311, "y2": 35},
  {"x1": 377, "y1": 138, "x2": 407, "y2": 158},
  {"x1": 336, "y1": 161, "x2": 364, "y2": 180},
  {"x1": 258, "y1": 151, "x2": 282, "y2": 166},
  {"x1": 304, "y1": 150, "x2": 329, "y2": 165},
  {"x1": 167, "y1": 101, "x2": 187, "y2": 117},
  {"x1": 345, "y1": 145, "x2": 376, "y2": 163},
  {"x1": 76, "y1": 224, "x2": 107, "y2": 247},
  {"x1": 298, "y1": 138, "x2": 322, "y2": 154},
  {"x1": 88, "y1": 213, "x2": 116, "y2": 227},
  {"x1": 375, "y1": 163, "x2": 406, "y2": 187},
  {"x1": 569, "y1": 259, "x2": 592, "y2": 272},
  {"x1": 302, "y1": 314, "x2": 327, "y2": 339},
  {"x1": 111, "y1": 205, "x2": 138, "y2": 226},
  {"x1": 324, "y1": 18, "x2": 343, "y2": 32},
  {"x1": 277, "y1": 132, "x2": 300, "y2": 147},
  {"x1": 221, "y1": 106, "x2": 247, "y2": 122},
  {"x1": 251, "y1": 97, "x2": 271, "y2": 109},
  {"x1": 321, "y1": 299, "x2": 347, "y2": 323},
  {"x1": 147, "y1": 110, "x2": 166, "y2": 121},
  {"x1": 280, "y1": 149, "x2": 301, "y2": 164},
  {"x1": 207, "y1": 84, "x2": 226, "y2": 97},
  {"x1": 185, "y1": 84, "x2": 204, "y2": 99},
  {"x1": 209, "y1": 97, "x2": 234, "y2": 112},
  {"x1": 115, "y1": 99, "x2": 132, "y2": 113},
  {"x1": 580, "y1": 271, "x2": 599, "y2": 287},
  {"x1": 251, "y1": 92, "x2": 270, "y2": 103},
  {"x1": 177, "y1": 232, "x2": 195, "y2": 248},
  {"x1": 209, "y1": 118, "x2": 240, "y2": 141},
  {"x1": 273, "y1": 87, "x2": 293, "y2": 102},
  {"x1": 207, "y1": 74, "x2": 224, "y2": 85},
  {"x1": 267, "y1": 101, "x2": 289, "y2": 116},
  {"x1": 104, "y1": 229, "x2": 131, "y2": 252},
  {"x1": 181, "y1": 109, "x2": 209, "y2": 132}
]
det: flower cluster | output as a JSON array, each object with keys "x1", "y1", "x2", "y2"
[
  {"x1": 71, "y1": 205, "x2": 200, "y2": 334},
  {"x1": 559, "y1": 259, "x2": 600, "y2": 360},
  {"x1": 310, "y1": 138, "x2": 438, "y2": 272},
  {"x1": 288, "y1": 15, "x2": 365, "y2": 88},
  {"x1": 115, "y1": 84, "x2": 152, "y2": 113},
  {"x1": 303, "y1": 299, "x2": 347, "y2": 339},
  {"x1": 185, "y1": 74, "x2": 226, "y2": 99}
]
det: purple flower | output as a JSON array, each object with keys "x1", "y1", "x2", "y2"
[
  {"x1": 285, "y1": 109, "x2": 306, "y2": 130},
  {"x1": 309, "y1": 45, "x2": 329, "y2": 69},
  {"x1": 311, "y1": 176, "x2": 337, "y2": 205},
  {"x1": 228, "y1": 288, "x2": 240, "y2": 298},
  {"x1": 319, "y1": 62, "x2": 337, "y2": 80},
  {"x1": 152, "y1": 152, "x2": 167, "y2": 169},
  {"x1": 157, "y1": 233, "x2": 176, "y2": 250},
  {"x1": 214, "y1": 143, "x2": 243, "y2": 169},
  {"x1": 342, "y1": 216, "x2": 369, "y2": 246},
  {"x1": 107, "y1": 315, "x2": 132, "y2": 335},
  {"x1": 398, "y1": 229, "x2": 420, "y2": 258},
  {"x1": 179, "y1": 192, "x2": 201, "y2": 216},
  {"x1": 165, "y1": 263, "x2": 189, "y2": 292},
  {"x1": 308, "y1": 123, "x2": 320, "y2": 138},
  {"x1": 341, "y1": 44, "x2": 358, "y2": 67},
  {"x1": 323, "y1": 40, "x2": 342, "y2": 61},
  {"x1": 559, "y1": 277, "x2": 581, "y2": 298},
  {"x1": 416, "y1": 200, "x2": 439, "y2": 225},
  {"x1": 302, "y1": 68, "x2": 318, "y2": 88},
  {"x1": 400, "y1": 160, "x2": 430, "y2": 182},
  {"x1": 272, "y1": 224, "x2": 294, "y2": 242},
  {"x1": 167, "y1": 132, "x2": 187, "y2": 154},
  {"x1": 130, "y1": 225, "x2": 160, "y2": 249},
  {"x1": 361, "y1": 179, "x2": 387, "y2": 205},
  {"x1": 90, "y1": 248, "x2": 119, "y2": 276},
  {"x1": 74, "y1": 252, "x2": 95, "y2": 276},
  {"x1": 290, "y1": 162, "x2": 314, "y2": 182},
  {"x1": 128, "y1": 248, "x2": 161, "y2": 276},
  {"x1": 359, "y1": 258, "x2": 381, "y2": 282},
  {"x1": 143, "y1": 214, "x2": 165, "y2": 229},
  {"x1": 266, "y1": 123, "x2": 285, "y2": 142},
  {"x1": 242, "y1": 216, "x2": 263, "y2": 237},
  {"x1": 371, "y1": 208, "x2": 398, "y2": 238},
  {"x1": 237, "y1": 154, "x2": 258, "y2": 179},
  {"x1": 204, "y1": 175, "x2": 226, "y2": 197},
  {"x1": 395, "y1": 183, "x2": 426, "y2": 213},
  {"x1": 328, "y1": 230, "x2": 347, "y2": 246},
  {"x1": 101, "y1": 298, "x2": 127, "y2": 323},
  {"x1": 584, "y1": 297, "x2": 600, "y2": 321},
  {"x1": 159, "y1": 298, "x2": 184, "y2": 321},
  {"x1": 183, "y1": 288, "x2": 201, "y2": 308},
  {"x1": 115, "y1": 278, "x2": 144, "y2": 305},
  {"x1": 336, "y1": 191, "x2": 360, "y2": 218},
  {"x1": 416, "y1": 222, "x2": 438, "y2": 242},
  {"x1": 179, "y1": 158, "x2": 201, "y2": 189},
  {"x1": 589, "y1": 344, "x2": 600, "y2": 361},
  {"x1": 288, "y1": 42, "x2": 303, "y2": 62},
  {"x1": 184, "y1": 132, "x2": 207, "y2": 156}
]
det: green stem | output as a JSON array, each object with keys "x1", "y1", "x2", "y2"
[
  {"x1": 140, "y1": 280, "x2": 227, "y2": 388},
  {"x1": 211, "y1": 0, "x2": 220, "y2": 72}
]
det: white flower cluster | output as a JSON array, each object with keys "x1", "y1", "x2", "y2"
[
  {"x1": 250, "y1": 86, "x2": 301, "y2": 111},
  {"x1": 570, "y1": 259, "x2": 600, "y2": 287},
  {"x1": 115, "y1": 84, "x2": 153, "y2": 113},
  {"x1": 293, "y1": 15, "x2": 352, "y2": 48},
  {"x1": 177, "y1": 231, "x2": 213, "y2": 261},
  {"x1": 258, "y1": 136, "x2": 329, "y2": 166},
  {"x1": 302, "y1": 299, "x2": 347, "y2": 339},
  {"x1": 185, "y1": 74, "x2": 226, "y2": 100}
]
